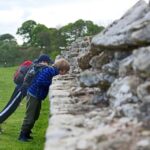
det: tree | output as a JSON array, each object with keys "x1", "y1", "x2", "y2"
[
  {"x1": 16, "y1": 20, "x2": 37, "y2": 45},
  {"x1": 48, "y1": 28, "x2": 65, "y2": 51},
  {"x1": 16, "y1": 19, "x2": 104, "y2": 54},
  {"x1": 31, "y1": 24, "x2": 51, "y2": 49},
  {"x1": 85, "y1": 20, "x2": 104, "y2": 36},
  {"x1": 0, "y1": 33, "x2": 16, "y2": 42},
  {"x1": 59, "y1": 19, "x2": 104, "y2": 46},
  {"x1": 0, "y1": 33, "x2": 18, "y2": 49},
  {"x1": 0, "y1": 39, "x2": 20, "y2": 66}
]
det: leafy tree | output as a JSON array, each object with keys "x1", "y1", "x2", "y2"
[
  {"x1": 31, "y1": 24, "x2": 51, "y2": 49},
  {"x1": 14, "y1": 19, "x2": 104, "y2": 63},
  {"x1": 0, "y1": 40, "x2": 20, "y2": 66},
  {"x1": 73, "y1": 19, "x2": 86, "y2": 37},
  {"x1": 0, "y1": 33, "x2": 16, "y2": 42},
  {"x1": 48, "y1": 28, "x2": 65, "y2": 51},
  {"x1": 17, "y1": 20, "x2": 37, "y2": 45},
  {"x1": 59, "y1": 19, "x2": 104, "y2": 46},
  {"x1": 85, "y1": 20, "x2": 104, "y2": 36}
]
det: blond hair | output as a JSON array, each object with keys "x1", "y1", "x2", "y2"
[{"x1": 53, "y1": 58, "x2": 70, "y2": 72}]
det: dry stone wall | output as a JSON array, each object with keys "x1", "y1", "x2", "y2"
[{"x1": 45, "y1": 0, "x2": 150, "y2": 150}]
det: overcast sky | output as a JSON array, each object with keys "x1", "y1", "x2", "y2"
[{"x1": 0, "y1": 0, "x2": 149, "y2": 44}]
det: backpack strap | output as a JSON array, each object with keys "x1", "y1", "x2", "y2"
[{"x1": 22, "y1": 64, "x2": 47, "y2": 87}]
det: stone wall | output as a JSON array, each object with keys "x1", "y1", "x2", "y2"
[{"x1": 45, "y1": 0, "x2": 150, "y2": 150}]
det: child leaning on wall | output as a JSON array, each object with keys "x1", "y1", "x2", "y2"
[{"x1": 18, "y1": 57, "x2": 70, "y2": 142}]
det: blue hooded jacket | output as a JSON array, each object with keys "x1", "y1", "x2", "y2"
[{"x1": 28, "y1": 66, "x2": 59, "y2": 100}]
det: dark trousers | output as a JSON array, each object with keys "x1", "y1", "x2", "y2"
[
  {"x1": 21, "y1": 94, "x2": 41, "y2": 132},
  {"x1": 2, "y1": 84, "x2": 26, "y2": 111},
  {"x1": 0, "y1": 84, "x2": 27, "y2": 124}
]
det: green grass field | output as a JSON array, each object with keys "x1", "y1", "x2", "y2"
[{"x1": 0, "y1": 67, "x2": 50, "y2": 150}]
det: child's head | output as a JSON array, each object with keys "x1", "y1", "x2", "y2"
[
  {"x1": 37, "y1": 54, "x2": 53, "y2": 65},
  {"x1": 53, "y1": 58, "x2": 70, "y2": 75}
]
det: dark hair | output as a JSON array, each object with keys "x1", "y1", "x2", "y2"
[{"x1": 37, "y1": 54, "x2": 53, "y2": 64}]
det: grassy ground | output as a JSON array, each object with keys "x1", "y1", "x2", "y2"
[{"x1": 0, "y1": 67, "x2": 50, "y2": 150}]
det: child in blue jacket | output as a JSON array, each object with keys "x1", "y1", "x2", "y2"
[{"x1": 18, "y1": 56, "x2": 70, "y2": 142}]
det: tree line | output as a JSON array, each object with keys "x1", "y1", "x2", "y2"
[{"x1": 0, "y1": 19, "x2": 104, "y2": 67}]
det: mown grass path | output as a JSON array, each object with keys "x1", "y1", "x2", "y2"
[{"x1": 0, "y1": 67, "x2": 49, "y2": 150}]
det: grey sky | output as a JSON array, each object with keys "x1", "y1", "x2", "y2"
[{"x1": 0, "y1": 0, "x2": 149, "y2": 43}]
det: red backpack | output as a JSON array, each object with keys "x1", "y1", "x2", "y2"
[{"x1": 13, "y1": 60, "x2": 33, "y2": 85}]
